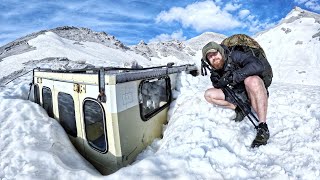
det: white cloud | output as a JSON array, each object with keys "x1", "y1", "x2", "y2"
[
  {"x1": 149, "y1": 29, "x2": 186, "y2": 43},
  {"x1": 294, "y1": 0, "x2": 320, "y2": 11},
  {"x1": 247, "y1": 15, "x2": 255, "y2": 21},
  {"x1": 238, "y1": 9, "x2": 250, "y2": 19},
  {"x1": 248, "y1": 20, "x2": 276, "y2": 33},
  {"x1": 224, "y1": 3, "x2": 242, "y2": 11},
  {"x1": 236, "y1": 11, "x2": 276, "y2": 34},
  {"x1": 54, "y1": 1, "x2": 151, "y2": 20},
  {"x1": 0, "y1": 2, "x2": 42, "y2": 19},
  {"x1": 294, "y1": 0, "x2": 309, "y2": 3},
  {"x1": 155, "y1": 0, "x2": 241, "y2": 32},
  {"x1": 305, "y1": 1, "x2": 320, "y2": 11},
  {"x1": 154, "y1": 0, "x2": 277, "y2": 37}
]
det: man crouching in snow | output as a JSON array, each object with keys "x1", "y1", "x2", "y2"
[{"x1": 201, "y1": 41, "x2": 273, "y2": 148}]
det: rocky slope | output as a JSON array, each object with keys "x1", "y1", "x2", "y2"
[{"x1": 0, "y1": 26, "x2": 128, "y2": 61}]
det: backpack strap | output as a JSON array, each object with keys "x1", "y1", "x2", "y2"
[
  {"x1": 222, "y1": 45, "x2": 236, "y2": 72},
  {"x1": 201, "y1": 58, "x2": 213, "y2": 76},
  {"x1": 250, "y1": 48, "x2": 256, "y2": 57}
]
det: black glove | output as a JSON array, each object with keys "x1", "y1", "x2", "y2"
[
  {"x1": 190, "y1": 69, "x2": 199, "y2": 77},
  {"x1": 213, "y1": 71, "x2": 234, "y2": 88},
  {"x1": 210, "y1": 71, "x2": 220, "y2": 84}
]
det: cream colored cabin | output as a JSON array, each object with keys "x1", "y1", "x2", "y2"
[{"x1": 32, "y1": 64, "x2": 197, "y2": 175}]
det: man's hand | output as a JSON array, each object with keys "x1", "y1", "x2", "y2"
[
  {"x1": 213, "y1": 71, "x2": 234, "y2": 88},
  {"x1": 190, "y1": 69, "x2": 199, "y2": 77},
  {"x1": 210, "y1": 71, "x2": 220, "y2": 84}
]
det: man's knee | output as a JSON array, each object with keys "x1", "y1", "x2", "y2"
[
  {"x1": 244, "y1": 76, "x2": 268, "y2": 97},
  {"x1": 204, "y1": 88, "x2": 215, "y2": 100},
  {"x1": 204, "y1": 88, "x2": 224, "y2": 101},
  {"x1": 244, "y1": 76, "x2": 262, "y2": 86},
  {"x1": 244, "y1": 76, "x2": 265, "y2": 90},
  {"x1": 204, "y1": 89, "x2": 210, "y2": 101}
]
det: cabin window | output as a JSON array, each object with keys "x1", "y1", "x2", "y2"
[
  {"x1": 58, "y1": 92, "x2": 77, "y2": 137},
  {"x1": 34, "y1": 84, "x2": 40, "y2": 104},
  {"x1": 42, "y1": 86, "x2": 54, "y2": 118},
  {"x1": 83, "y1": 99, "x2": 107, "y2": 152},
  {"x1": 139, "y1": 77, "x2": 171, "y2": 121}
]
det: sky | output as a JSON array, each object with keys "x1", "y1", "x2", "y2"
[{"x1": 0, "y1": 0, "x2": 319, "y2": 46}]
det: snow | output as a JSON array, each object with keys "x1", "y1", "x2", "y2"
[
  {"x1": 1, "y1": 7, "x2": 320, "y2": 180},
  {"x1": 0, "y1": 32, "x2": 154, "y2": 79},
  {"x1": 255, "y1": 9, "x2": 320, "y2": 86},
  {"x1": 2, "y1": 72, "x2": 320, "y2": 179},
  {"x1": 0, "y1": 77, "x2": 99, "y2": 179}
]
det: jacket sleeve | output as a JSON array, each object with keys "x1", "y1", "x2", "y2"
[{"x1": 230, "y1": 51, "x2": 265, "y2": 83}]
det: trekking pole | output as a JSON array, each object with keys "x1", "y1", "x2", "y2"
[{"x1": 224, "y1": 86, "x2": 259, "y2": 129}]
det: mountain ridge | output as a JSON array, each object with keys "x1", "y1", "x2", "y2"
[
  {"x1": 0, "y1": 6, "x2": 319, "y2": 86},
  {"x1": 255, "y1": 6, "x2": 320, "y2": 38},
  {"x1": 0, "y1": 26, "x2": 128, "y2": 61},
  {"x1": 255, "y1": 6, "x2": 320, "y2": 85}
]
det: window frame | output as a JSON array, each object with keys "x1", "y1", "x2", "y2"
[
  {"x1": 138, "y1": 76, "x2": 171, "y2": 121},
  {"x1": 57, "y1": 92, "x2": 77, "y2": 137},
  {"x1": 34, "y1": 84, "x2": 40, "y2": 104},
  {"x1": 83, "y1": 98, "x2": 108, "y2": 153},
  {"x1": 42, "y1": 86, "x2": 54, "y2": 118}
]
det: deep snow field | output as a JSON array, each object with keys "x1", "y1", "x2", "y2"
[{"x1": 1, "y1": 71, "x2": 320, "y2": 180}]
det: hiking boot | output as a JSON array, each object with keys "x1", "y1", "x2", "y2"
[
  {"x1": 233, "y1": 106, "x2": 247, "y2": 122},
  {"x1": 251, "y1": 122, "x2": 270, "y2": 148}
]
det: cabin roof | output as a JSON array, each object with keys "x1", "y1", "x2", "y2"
[{"x1": 34, "y1": 63, "x2": 197, "y2": 84}]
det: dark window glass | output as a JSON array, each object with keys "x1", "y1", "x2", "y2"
[
  {"x1": 139, "y1": 77, "x2": 170, "y2": 120},
  {"x1": 83, "y1": 99, "x2": 107, "y2": 152},
  {"x1": 58, "y1": 92, "x2": 77, "y2": 137},
  {"x1": 42, "y1": 86, "x2": 54, "y2": 118},
  {"x1": 34, "y1": 84, "x2": 40, "y2": 104}
]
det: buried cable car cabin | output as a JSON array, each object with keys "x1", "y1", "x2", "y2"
[{"x1": 32, "y1": 63, "x2": 197, "y2": 175}]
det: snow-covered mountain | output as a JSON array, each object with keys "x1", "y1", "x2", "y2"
[
  {"x1": 0, "y1": 26, "x2": 137, "y2": 84},
  {"x1": 0, "y1": 26, "x2": 128, "y2": 60},
  {"x1": 185, "y1": 32, "x2": 227, "y2": 51},
  {"x1": 2, "y1": 7, "x2": 318, "y2": 86},
  {"x1": 130, "y1": 32, "x2": 226, "y2": 65},
  {"x1": 255, "y1": 7, "x2": 320, "y2": 86},
  {"x1": 131, "y1": 39, "x2": 197, "y2": 61},
  {"x1": 0, "y1": 27, "x2": 198, "y2": 85}
]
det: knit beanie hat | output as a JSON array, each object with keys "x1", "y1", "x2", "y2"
[{"x1": 202, "y1": 41, "x2": 225, "y2": 61}]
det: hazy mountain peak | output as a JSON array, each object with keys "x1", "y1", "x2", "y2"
[
  {"x1": 283, "y1": 6, "x2": 320, "y2": 24},
  {"x1": 186, "y1": 32, "x2": 227, "y2": 51},
  {"x1": 138, "y1": 40, "x2": 147, "y2": 46},
  {"x1": 131, "y1": 38, "x2": 196, "y2": 61},
  {"x1": 49, "y1": 26, "x2": 129, "y2": 50},
  {"x1": 255, "y1": 6, "x2": 320, "y2": 38}
]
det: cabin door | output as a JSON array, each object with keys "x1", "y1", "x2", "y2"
[
  {"x1": 77, "y1": 84, "x2": 112, "y2": 173},
  {"x1": 53, "y1": 81, "x2": 84, "y2": 152}
]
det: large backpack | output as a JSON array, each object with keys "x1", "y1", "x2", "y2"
[
  {"x1": 221, "y1": 34, "x2": 267, "y2": 59},
  {"x1": 208, "y1": 34, "x2": 273, "y2": 88}
]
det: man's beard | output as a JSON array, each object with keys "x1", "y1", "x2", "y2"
[{"x1": 213, "y1": 59, "x2": 224, "y2": 70}]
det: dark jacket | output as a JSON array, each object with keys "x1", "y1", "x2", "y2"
[{"x1": 219, "y1": 45, "x2": 265, "y2": 85}]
